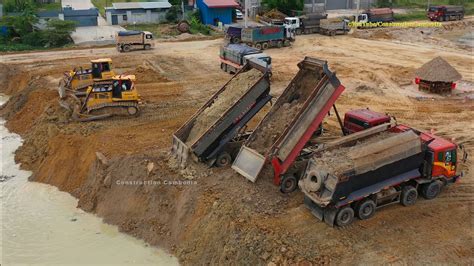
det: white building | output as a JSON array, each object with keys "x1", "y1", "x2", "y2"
[{"x1": 105, "y1": 1, "x2": 172, "y2": 25}]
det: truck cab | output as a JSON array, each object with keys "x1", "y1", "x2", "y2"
[
  {"x1": 343, "y1": 109, "x2": 391, "y2": 134},
  {"x1": 284, "y1": 17, "x2": 300, "y2": 30},
  {"x1": 422, "y1": 132, "x2": 459, "y2": 181},
  {"x1": 243, "y1": 53, "x2": 272, "y2": 71}
]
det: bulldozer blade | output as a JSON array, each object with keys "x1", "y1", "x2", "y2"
[
  {"x1": 58, "y1": 79, "x2": 67, "y2": 99},
  {"x1": 74, "y1": 113, "x2": 113, "y2": 122}
]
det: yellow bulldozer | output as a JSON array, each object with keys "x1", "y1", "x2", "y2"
[
  {"x1": 58, "y1": 58, "x2": 116, "y2": 98},
  {"x1": 59, "y1": 75, "x2": 141, "y2": 122}
]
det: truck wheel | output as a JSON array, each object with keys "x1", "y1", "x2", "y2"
[
  {"x1": 144, "y1": 44, "x2": 151, "y2": 50},
  {"x1": 215, "y1": 152, "x2": 231, "y2": 167},
  {"x1": 123, "y1": 44, "x2": 131, "y2": 52},
  {"x1": 421, "y1": 180, "x2": 442, "y2": 200},
  {"x1": 280, "y1": 174, "x2": 298, "y2": 193},
  {"x1": 220, "y1": 63, "x2": 227, "y2": 72},
  {"x1": 335, "y1": 206, "x2": 354, "y2": 227},
  {"x1": 355, "y1": 199, "x2": 376, "y2": 220},
  {"x1": 401, "y1": 186, "x2": 418, "y2": 206},
  {"x1": 283, "y1": 40, "x2": 291, "y2": 47},
  {"x1": 296, "y1": 28, "x2": 302, "y2": 35},
  {"x1": 262, "y1": 42, "x2": 269, "y2": 50},
  {"x1": 330, "y1": 31, "x2": 336, "y2": 37},
  {"x1": 231, "y1": 37, "x2": 239, "y2": 43},
  {"x1": 254, "y1": 43, "x2": 262, "y2": 50},
  {"x1": 276, "y1": 41, "x2": 283, "y2": 48}
]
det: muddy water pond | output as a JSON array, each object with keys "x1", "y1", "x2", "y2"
[{"x1": 0, "y1": 95, "x2": 178, "y2": 265}]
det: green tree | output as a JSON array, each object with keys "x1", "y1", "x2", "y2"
[
  {"x1": 2, "y1": 5, "x2": 38, "y2": 37},
  {"x1": 262, "y1": 0, "x2": 304, "y2": 13},
  {"x1": 41, "y1": 19, "x2": 76, "y2": 47},
  {"x1": 3, "y1": 0, "x2": 35, "y2": 12}
]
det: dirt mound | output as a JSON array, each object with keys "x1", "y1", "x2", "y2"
[
  {"x1": 135, "y1": 65, "x2": 170, "y2": 84},
  {"x1": 185, "y1": 69, "x2": 263, "y2": 145}
]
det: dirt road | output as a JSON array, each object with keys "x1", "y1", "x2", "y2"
[{"x1": 1, "y1": 20, "x2": 473, "y2": 264}]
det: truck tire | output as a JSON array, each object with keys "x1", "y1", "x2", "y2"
[
  {"x1": 123, "y1": 44, "x2": 131, "y2": 52},
  {"x1": 144, "y1": 44, "x2": 151, "y2": 50},
  {"x1": 262, "y1": 42, "x2": 269, "y2": 50},
  {"x1": 421, "y1": 180, "x2": 442, "y2": 200},
  {"x1": 255, "y1": 43, "x2": 262, "y2": 50},
  {"x1": 215, "y1": 152, "x2": 232, "y2": 167},
  {"x1": 330, "y1": 31, "x2": 336, "y2": 37},
  {"x1": 283, "y1": 40, "x2": 291, "y2": 47},
  {"x1": 220, "y1": 63, "x2": 227, "y2": 72},
  {"x1": 280, "y1": 174, "x2": 298, "y2": 193},
  {"x1": 335, "y1": 206, "x2": 354, "y2": 227},
  {"x1": 276, "y1": 41, "x2": 283, "y2": 48},
  {"x1": 401, "y1": 186, "x2": 418, "y2": 206},
  {"x1": 296, "y1": 28, "x2": 302, "y2": 35},
  {"x1": 355, "y1": 199, "x2": 376, "y2": 220}
]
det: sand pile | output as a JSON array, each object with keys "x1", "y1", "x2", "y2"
[
  {"x1": 247, "y1": 69, "x2": 321, "y2": 154},
  {"x1": 185, "y1": 69, "x2": 263, "y2": 145}
]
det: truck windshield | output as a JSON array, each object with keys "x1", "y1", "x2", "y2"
[
  {"x1": 445, "y1": 150, "x2": 456, "y2": 163},
  {"x1": 260, "y1": 57, "x2": 271, "y2": 65},
  {"x1": 428, "y1": 7, "x2": 439, "y2": 12}
]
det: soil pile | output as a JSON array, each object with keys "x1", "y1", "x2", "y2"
[
  {"x1": 185, "y1": 69, "x2": 262, "y2": 145},
  {"x1": 247, "y1": 69, "x2": 321, "y2": 154}
]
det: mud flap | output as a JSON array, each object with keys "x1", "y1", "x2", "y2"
[{"x1": 303, "y1": 196, "x2": 336, "y2": 227}]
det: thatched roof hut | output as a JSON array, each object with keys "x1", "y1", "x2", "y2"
[{"x1": 414, "y1": 57, "x2": 462, "y2": 82}]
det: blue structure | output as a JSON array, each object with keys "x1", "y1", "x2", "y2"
[
  {"x1": 62, "y1": 7, "x2": 99, "y2": 27},
  {"x1": 196, "y1": 0, "x2": 239, "y2": 26}
]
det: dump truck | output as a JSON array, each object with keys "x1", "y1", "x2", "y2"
[
  {"x1": 225, "y1": 25, "x2": 244, "y2": 44},
  {"x1": 59, "y1": 75, "x2": 140, "y2": 122},
  {"x1": 116, "y1": 30, "x2": 154, "y2": 52},
  {"x1": 358, "y1": 8, "x2": 395, "y2": 23},
  {"x1": 219, "y1": 44, "x2": 272, "y2": 74},
  {"x1": 58, "y1": 58, "x2": 115, "y2": 98},
  {"x1": 232, "y1": 57, "x2": 345, "y2": 192},
  {"x1": 300, "y1": 125, "x2": 465, "y2": 227},
  {"x1": 241, "y1": 25, "x2": 295, "y2": 50},
  {"x1": 343, "y1": 109, "x2": 390, "y2": 134},
  {"x1": 285, "y1": 13, "x2": 328, "y2": 35},
  {"x1": 172, "y1": 61, "x2": 272, "y2": 168},
  {"x1": 428, "y1": 5, "x2": 464, "y2": 21},
  {"x1": 319, "y1": 18, "x2": 350, "y2": 36}
]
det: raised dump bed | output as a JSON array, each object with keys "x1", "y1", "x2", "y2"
[
  {"x1": 299, "y1": 130, "x2": 425, "y2": 226},
  {"x1": 232, "y1": 57, "x2": 345, "y2": 187},
  {"x1": 172, "y1": 61, "x2": 271, "y2": 168}
]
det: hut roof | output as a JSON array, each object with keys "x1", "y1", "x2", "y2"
[{"x1": 415, "y1": 57, "x2": 462, "y2": 82}]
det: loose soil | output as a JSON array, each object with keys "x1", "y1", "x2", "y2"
[
  {"x1": 247, "y1": 69, "x2": 322, "y2": 154},
  {"x1": 1, "y1": 18, "x2": 473, "y2": 265},
  {"x1": 185, "y1": 68, "x2": 263, "y2": 145}
]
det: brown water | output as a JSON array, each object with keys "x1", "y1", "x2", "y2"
[{"x1": 0, "y1": 94, "x2": 179, "y2": 265}]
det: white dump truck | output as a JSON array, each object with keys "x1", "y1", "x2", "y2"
[{"x1": 115, "y1": 30, "x2": 154, "y2": 52}]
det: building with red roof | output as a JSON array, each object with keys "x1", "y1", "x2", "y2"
[{"x1": 196, "y1": 0, "x2": 239, "y2": 25}]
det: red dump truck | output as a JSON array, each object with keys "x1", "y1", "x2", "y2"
[
  {"x1": 428, "y1": 5, "x2": 464, "y2": 21},
  {"x1": 299, "y1": 124, "x2": 466, "y2": 227},
  {"x1": 231, "y1": 57, "x2": 345, "y2": 192}
]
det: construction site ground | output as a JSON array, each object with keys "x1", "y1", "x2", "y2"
[{"x1": 1, "y1": 18, "x2": 473, "y2": 264}]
